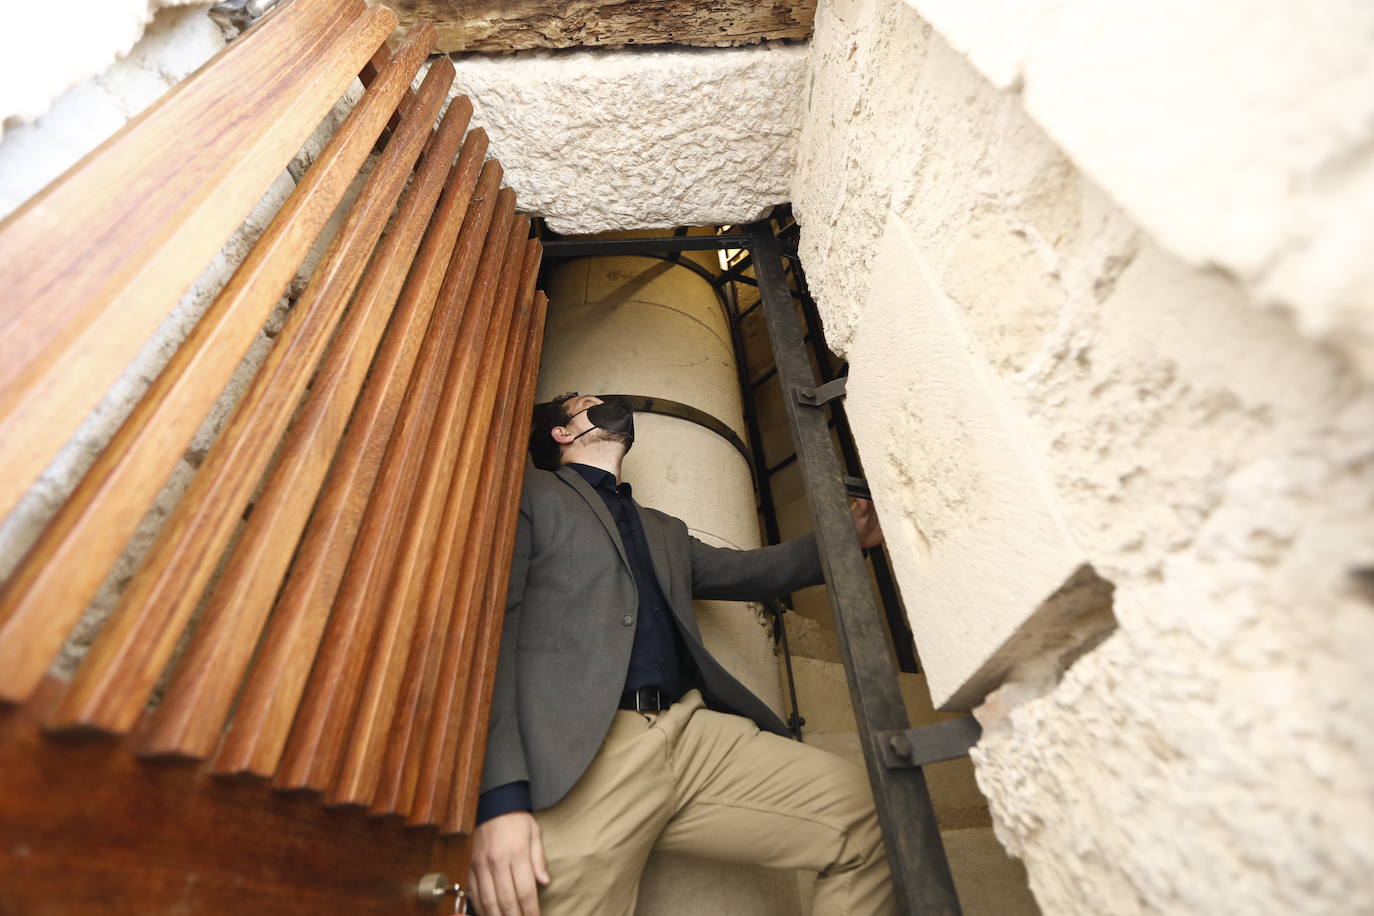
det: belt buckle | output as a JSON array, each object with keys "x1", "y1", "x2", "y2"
[{"x1": 636, "y1": 687, "x2": 661, "y2": 714}]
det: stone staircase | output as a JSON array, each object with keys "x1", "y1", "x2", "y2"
[{"x1": 780, "y1": 614, "x2": 1041, "y2": 915}]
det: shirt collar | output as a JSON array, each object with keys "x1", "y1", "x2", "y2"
[{"x1": 566, "y1": 462, "x2": 632, "y2": 497}]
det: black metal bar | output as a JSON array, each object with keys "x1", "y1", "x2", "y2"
[
  {"x1": 764, "y1": 599, "x2": 806, "y2": 740},
  {"x1": 869, "y1": 543, "x2": 919, "y2": 673},
  {"x1": 541, "y1": 234, "x2": 751, "y2": 259},
  {"x1": 843, "y1": 476, "x2": 871, "y2": 500},
  {"x1": 879, "y1": 718, "x2": 982, "y2": 769},
  {"x1": 715, "y1": 253, "x2": 755, "y2": 287},
  {"x1": 785, "y1": 238, "x2": 921, "y2": 673},
  {"x1": 746, "y1": 219, "x2": 960, "y2": 915},
  {"x1": 607, "y1": 394, "x2": 753, "y2": 471},
  {"x1": 765, "y1": 453, "x2": 797, "y2": 477}
]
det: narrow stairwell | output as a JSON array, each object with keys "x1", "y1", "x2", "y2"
[{"x1": 778, "y1": 613, "x2": 1041, "y2": 915}]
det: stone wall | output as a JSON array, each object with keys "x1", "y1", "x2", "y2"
[
  {"x1": 794, "y1": 0, "x2": 1374, "y2": 912},
  {"x1": 446, "y1": 42, "x2": 805, "y2": 235}
]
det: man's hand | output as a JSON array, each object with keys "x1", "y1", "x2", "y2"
[
  {"x1": 850, "y1": 498, "x2": 883, "y2": 549},
  {"x1": 469, "y1": 811, "x2": 550, "y2": 916}
]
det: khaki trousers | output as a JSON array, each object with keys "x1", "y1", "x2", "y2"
[{"x1": 533, "y1": 691, "x2": 896, "y2": 915}]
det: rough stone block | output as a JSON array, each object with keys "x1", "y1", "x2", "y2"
[
  {"x1": 446, "y1": 42, "x2": 804, "y2": 234},
  {"x1": 905, "y1": 0, "x2": 1374, "y2": 377},
  {"x1": 846, "y1": 213, "x2": 1100, "y2": 709}
]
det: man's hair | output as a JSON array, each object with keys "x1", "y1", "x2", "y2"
[{"x1": 529, "y1": 392, "x2": 579, "y2": 471}]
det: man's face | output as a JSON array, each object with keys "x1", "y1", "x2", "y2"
[{"x1": 556, "y1": 394, "x2": 632, "y2": 455}]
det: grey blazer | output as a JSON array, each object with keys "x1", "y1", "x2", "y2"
[{"x1": 480, "y1": 464, "x2": 824, "y2": 811}]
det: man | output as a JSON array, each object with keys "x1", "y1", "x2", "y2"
[{"x1": 468, "y1": 392, "x2": 895, "y2": 916}]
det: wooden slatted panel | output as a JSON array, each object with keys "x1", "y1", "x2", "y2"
[
  {"x1": 0, "y1": 677, "x2": 470, "y2": 914},
  {"x1": 359, "y1": 45, "x2": 414, "y2": 136},
  {"x1": 46, "y1": 26, "x2": 440, "y2": 736},
  {"x1": 370, "y1": 218, "x2": 533, "y2": 818},
  {"x1": 405, "y1": 238, "x2": 543, "y2": 827},
  {"x1": 0, "y1": 24, "x2": 423, "y2": 708},
  {"x1": 329, "y1": 190, "x2": 519, "y2": 807},
  {"x1": 448, "y1": 289, "x2": 551, "y2": 835},
  {"x1": 138, "y1": 59, "x2": 460, "y2": 761},
  {"x1": 273, "y1": 162, "x2": 506, "y2": 793},
  {"x1": 0, "y1": 0, "x2": 391, "y2": 525},
  {"x1": 213, "y1": 125, "x2": 488, "y2": 780}
]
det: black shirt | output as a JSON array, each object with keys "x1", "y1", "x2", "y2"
[{"x1": 567, "y1": 462, "x2": 697, "y2": 701}]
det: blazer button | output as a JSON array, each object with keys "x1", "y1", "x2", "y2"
[{"x1": 621, "y1": 614, "x2": 633, "y2": 626}]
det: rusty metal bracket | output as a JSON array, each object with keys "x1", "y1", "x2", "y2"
[
  {"x1": 796, "y1": 376, "x2": 848, "y2": 408},
  {"x1": 879, "y1": 718, "x2": 983, "y2": 769}
]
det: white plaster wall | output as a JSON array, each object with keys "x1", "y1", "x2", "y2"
[
  {"x1": 795, "y1": 0, "x2": 1374, "y2": 912},
  {"x1": 540, "y1": 256, "x2": 799, "y2": 915},
  {"x1": 0, "y1": 0, "x2": 210, "y2": 135},
  {"x1": 446, "y1": 43, "x2": 805, "y2": 235},
  {"x1": 906, "y1": 0, "x2": 1374, "y2": 379}
]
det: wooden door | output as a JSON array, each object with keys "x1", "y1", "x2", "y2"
[{"x1": 0, "y1": 1, "x2": 547, "y2": 910}]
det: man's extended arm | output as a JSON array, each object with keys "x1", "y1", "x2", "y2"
[
  {"x1": 688, "y1": 532, "x2": 825, "y2": 600},
  {"x1": 688, "y1": 499, "x2": 884, "y2": 600}
]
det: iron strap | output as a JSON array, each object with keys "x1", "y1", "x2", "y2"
[
  {"x1": 604, "y1": 394, "x2": 753, "y2": 472},
  {"x1": 745, "y1": 219, "x2": 962, "y2": 915}
]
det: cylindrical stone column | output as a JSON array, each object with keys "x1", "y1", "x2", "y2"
[{"x1": 538, "y1": 253, "x2": 801, "y2": 915}]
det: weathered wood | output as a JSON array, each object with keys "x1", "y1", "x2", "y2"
[
  {"x1": 378, "y1": 0, "x2": 815, "y2": 52},
  {"x1": 0, "y1": 678, "x2": 467, "y2": 914},
  {"x1": 407, "y1": 238, "x2": 542, "y2": 827},
  {"x1": 0, "y1": 0, "x2": 389, "y2": 525},
  {"x1": 329, "y1": 190, "x2": 518, "y2": 808},
  {"x1": 139, "y1": 57, "x2": 458, "y2": 761},
  {"x1": 447, "y1": 287, "x2": 550, "y2": 836},
  {"x1": 0, "y1": 19, "x2": 414, "y2": 710},
  {"x1": 47, "y1": 25, "x2": 440, "y2": 737},
  {"x1": 273, "y1": 161, "x2": 505, "y2": 794},
  {"x1": 372, "y1": 218, "x2": 531, "y2": 820},
  {"x1": 215, "y1": 123, "x2": 488, "y2": 780}
]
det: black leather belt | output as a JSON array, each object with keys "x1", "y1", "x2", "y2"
[{"x1": 619, "y1": 685, "x2": 671, "y2": 714}]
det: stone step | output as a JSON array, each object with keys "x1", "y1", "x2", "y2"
[
  {"x1": 942, "y1": 827, "x2": 1041, "y2": 916},
  {"x1": 793, "y1": 826, "x2": 1040, "y2": 916}
]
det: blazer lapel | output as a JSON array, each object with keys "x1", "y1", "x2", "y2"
[
  {"x1": 555, "y1": 465, "x2": 631, "y2": 572},
  {"x1": 637, "y1": 504, "x2": 675, "y2": 601}
]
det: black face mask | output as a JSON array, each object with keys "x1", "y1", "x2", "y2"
[{"x1": 568, "y1": 396, "x2": 635, "y2": 447}]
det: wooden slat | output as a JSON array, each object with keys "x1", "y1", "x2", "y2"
[
  {"x1": 359, "y1": 45, "x2": 414, "y2": 136},
  {"x1": 138, "y1": 59, "x2": 460, "y2": 761},
  {"x1": 213, "y1": 122, "x2": 488, "y2": 780},
  {"x1": 328, "y1": 191, "x2": 519, "y2": 807},
  {"x1": 448, "y1": 289, "x2": 551, "y2": 835},
  {"x1": 404, "y1": 237, "x2": 543, "y2": 826},
  {"x1": 0, "y1": 678, "x2": 468, "y2": 913},
  {"x1": 0, "y1": 22, "x2": 425, "y2": 709},
  {"x1": 272, "y1": 161, "x2": 506, "y2": 793},
  {"x1": 370, "y1": 218, "x2": 533, "y2": 818},
  {"x1": 46, "y1": 25, "x2": 441, "y2": 736},
  {"x1": 0, "y1": 0, "x2": 391, "y2": 524}
]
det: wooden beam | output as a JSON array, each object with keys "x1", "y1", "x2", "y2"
[{"x1": 373, "y1": 0, "x2": 815, "y2": 53}]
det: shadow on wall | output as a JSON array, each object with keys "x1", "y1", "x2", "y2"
[{"x1": 966, "y1": 566, "x2": 1118, "y2": 720}]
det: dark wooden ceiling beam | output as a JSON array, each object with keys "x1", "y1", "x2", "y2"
[{"x1": 374, "y1": 0, "x2": 815, "y2": 53}]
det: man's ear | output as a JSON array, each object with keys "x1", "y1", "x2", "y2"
[{"x1": 550, "y1": 425, "x2": 574, "y2": 446}]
